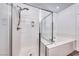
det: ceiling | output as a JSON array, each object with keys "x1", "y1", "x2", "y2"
[{"x1": 29, "y1": 3, "x2": 74, "y2": 13}]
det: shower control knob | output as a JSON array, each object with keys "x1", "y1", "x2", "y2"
[
  {"x1": 17, "y1": 27, "x2": 21, "y2": 31},
  {"x1": 31, "y1": 21, "x2": 35, "y2": 27}
]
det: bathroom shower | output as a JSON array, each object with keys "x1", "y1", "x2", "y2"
[
  {"x1": 0, "y1": 3, "x2": 77, "y2": 56},
  {"x1": 12, "y1": 3, "x2": 40, "y2": 56},
  {"x1": 0, "y1": 3, "x2": 54, "y2": 56},
  {"x1": 0, "y1": 3, "x2": 40, "y2": 56}
]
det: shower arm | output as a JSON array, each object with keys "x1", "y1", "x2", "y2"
[{"x1": 17, "y1": 6, "x2": 29, "y2": 30}]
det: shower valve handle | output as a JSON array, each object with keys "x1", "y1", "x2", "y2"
[
  {"x1": 31, "y1": 21, "x2": 35, "y2": 27},
  {"x1": 17, "y1": 26, "x2": 21, "y2": 30}
]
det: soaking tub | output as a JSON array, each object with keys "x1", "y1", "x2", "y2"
[{"x1": 40, "y1": 36, "x2": 76, "y2": 56}]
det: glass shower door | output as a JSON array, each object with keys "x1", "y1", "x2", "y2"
[{"x1": 40, "y1": 10, "x2": 53, "y2": 42}]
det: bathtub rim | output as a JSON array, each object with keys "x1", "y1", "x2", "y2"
[{"x1": 41, "y1": 37, "x2": 76, "y2": 49}]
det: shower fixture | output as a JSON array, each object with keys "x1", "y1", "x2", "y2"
[{"x1": 17, "y1": 5, "x2": 29, "y2": 30}]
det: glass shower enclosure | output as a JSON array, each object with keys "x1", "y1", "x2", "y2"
[{"x1": 40, "y1": 9, "x2": 53, "y2": 43}]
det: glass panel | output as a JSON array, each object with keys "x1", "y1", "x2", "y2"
[{"x1": 40, "y1": 10, "x2": 53, "y2": 42}]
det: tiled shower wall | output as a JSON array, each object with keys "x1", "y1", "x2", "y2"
[{"x1": 12, "y1": 4, "x2": 39, "y2": 56}]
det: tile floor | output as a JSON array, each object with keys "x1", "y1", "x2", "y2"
[{"x1": 68, "y1": 51, "x2": 79, "y2": 56}]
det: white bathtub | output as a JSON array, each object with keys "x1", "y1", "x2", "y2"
[{"x1": 40, "y1": 36, "x2": 76, "y2": 56}]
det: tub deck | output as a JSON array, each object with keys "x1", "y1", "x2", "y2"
[{"x1": 41, "y1": 36, "x2": 76, "y2": 56}]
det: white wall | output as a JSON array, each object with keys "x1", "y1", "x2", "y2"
[
  {"x1": 0, "y1": 4, "x2": 11, "y2": 55},
  {"x1": 53, "y1": 3, "x2": 79, "y2": 50},
  {"x1": 53, "y1": 5, "x2": 75, "y2": 38},
  {"x1": 53, "y1": 3, "x2": 78, "y2": 38}
]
